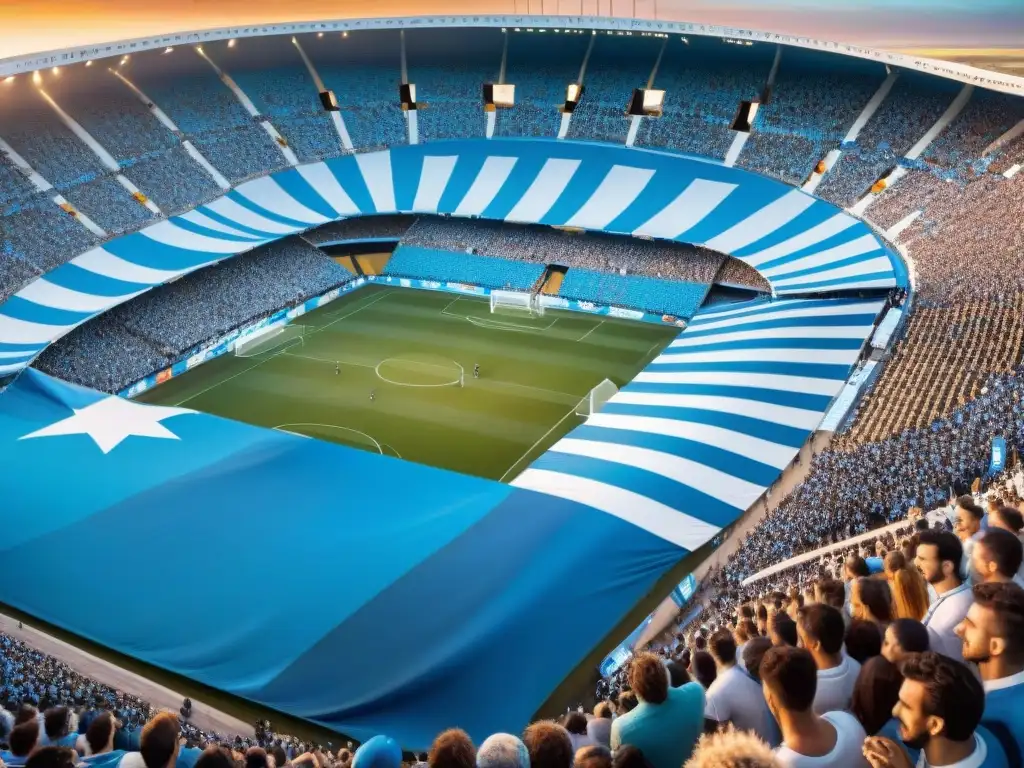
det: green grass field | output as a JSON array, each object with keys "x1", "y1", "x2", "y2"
[{"x1": 137, "y1": 285, "x2": 678, "y2": 480}]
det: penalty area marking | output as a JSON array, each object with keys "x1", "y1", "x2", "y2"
[
  {"x1": 273, "y1": 422, "x2": 402, "y2": 458},
  {"x1": 441, "y1": 295, "x2": 557, "y2": 333},
  {"x1": 375, "y1": 357, "x2": 465, "y2": 388}
]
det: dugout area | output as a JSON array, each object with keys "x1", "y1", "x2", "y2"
[{"x1": 137, "y1": 284, "x2": 678, "y2": 481}]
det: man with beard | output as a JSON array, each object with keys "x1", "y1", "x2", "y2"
[
  {"x1": 914, "y1": 531, "x2": 972, "y2": 661},
  {"x1": 955, "y1": 582, "x2": 1024, "y2": 766},
  {"x1": 863, "y1": 652, "x2": 1007, "y2": 768}
]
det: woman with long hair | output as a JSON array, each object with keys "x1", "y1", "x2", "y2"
[
  {"x1": 850, "y1": 577, "x2": 894, "y2": 627},
  {"x1": 883, "y1": 550, "x2": 930, "y2": 621}
]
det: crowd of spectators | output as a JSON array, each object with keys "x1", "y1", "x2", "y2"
[
  {"x1": 303, "y1": 216, "x2": 416, "y2": 245},
  {"x1": 383, "y1": 246, "x2": 545, "y2": 292},
  {"x1": 316, "y1": 66, "x2": 408, "y2": 152},
  {"x1": 33, "y1": 238, "x2": 354, "y2": 393},
  {"x1": 410, "y1": 66, "x2": 490, "y2": 143}
]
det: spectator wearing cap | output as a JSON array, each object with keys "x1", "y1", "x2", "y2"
[
  {"x1": 761, "y1": 646, "x2": 867, "y2": 767},
  {"x1": 476, "y1": 734, "x2": 528, "y2": 768},
  {"x1": 429, "y1": 730, "x2": 475, "y2": 768},
  {"x1": 865, "y1": 652, "x2": 1008, "y2": 768},
  {"x1": 850, "y1": 657, "x2": 918, "y2": 765},
  {"x1": 523, "y1": 722, "x2": 573, "y2": 768},
  {"x1": 586, "y1": 703, "x2": 613, "y2": 749},
  {"x1": 956, "y1": 582, "x2": 1024, "y2": 765},
  {"x1": 795, "y1": 604, "x2": 860, "y2": 716},
  {"x1": 610, "y1": 652, "x2": 705, "y2": 768},
  {"x1": 915, "y1": 530, "x2": 972, "y2": 661},
  {"x1": 352, "y1": 736, "x2": 402, "y2": 768},
  {"x1": 703, "y1": 630, "x2": 778, "y2": 746},
  {"x1": 882, "y1": 620, "x2": 930, "y2": 666}
]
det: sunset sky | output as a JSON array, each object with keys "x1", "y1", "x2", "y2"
[{"x1": 0, "y1": 0, "x2": 1021, "y2": 61}]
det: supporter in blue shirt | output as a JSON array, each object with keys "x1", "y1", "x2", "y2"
[
  {"x1": 610, "y1": 652, "x2": 705, "y2": 768},
  {"x1": 956, "y1": 582, "x2": 1024, "y2": 766},
  {"x1": 40, "y1": 707, "x2": 78, "y2": 749},
  {"x1": 5, "y1": 719, "x2": 41, "y2": 768},
  {"x1": 864, "y1": 651, "x2": 1007, "y2": 768}
]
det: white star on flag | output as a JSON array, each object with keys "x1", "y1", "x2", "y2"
[{"x1": 19, "y1": 395, "x2": 196, "y2": 454}]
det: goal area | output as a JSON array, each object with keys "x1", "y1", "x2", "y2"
[
  {"x1": 576, "y1": 378, "x2": 619, "y2": 418},
  {"x1": 234, "y1": 324, "x2": 305, "y2": 357},
  {"x1": 490, "y1": 290, "x2": 544, "y2": 317}
]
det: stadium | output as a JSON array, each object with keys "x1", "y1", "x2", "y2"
[{"x1": 1, "y1": 6, "x2": 1023, "y2": 768}]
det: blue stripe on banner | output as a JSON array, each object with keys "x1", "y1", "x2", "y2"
[
  {"x1": 755, "y1": 228, "x2": 878, "y2": 271},
  {"x1": 647, "y1": 359, "x2": 853, "y2": 380},
  {"x1": 479, "y1": 154, "x2": 550, "y2": 220},
  {"x1": 102, "y1": 235, "x2": 215, "y2": 272},
  {"x1": 731, "y1": 201, "x2": 841, "y2": 258},
  {"x1": 225, "y1": 191, "x2": 309, "y2": 230},
  {"x1": 572, "y1": 422, "x2": 795, "y2": 483},
  {"x1": 766, "y1": 251, "x2": 887, "y2": 283},
  {"x1": 436, "y1": 153, "x2": 488, "y2": 214},
  {"x1": 0, "y1": 296, "x2": 92, "y2": 327},
  {"x1": 164, "y1": 217, "x2": 261, "y2": 244},
  {"x1": 605, "y1": 169, "x2": 696, "y2": 234},
  {"x1": 778, "y1": 270, "x2": 896, "y2": 292},
  {"x1": 391, "y1": 150, "x2": 425, "y2": 213},
  {"x1": 0, "y1": 342, "x2": 46, "y2": 355},
  {"x1": 668, "y1": 336, "x2": 866, "y2": 352},
  {"x1": 540, "y1": 157, "x2": 615, "y2": 225},
  {"x1": 621, "y1": 381, "x2": 834, "y2": 411},
  {"x1": 45, "y1": 264, "x2": 150, "y2": 297},
  {"x1": 599, "y1": 402, "x2": 809, "y2": 447},
  {"x1": 529, "y1": 451, "x2": 744, "y2": 527},
  {"x1": 272, "y1": 169, "x2": 345, "y2": 221},
  {"x1": 687, "y1": 298, "x2": 857, "y2": 324},
  {"x1": 682, "y1": 184, "x2": 787, "y2": 245},
  {"x1": 323, "y1": 155, "x2": 377, "y2": 214},
  {"x1": 683, "y1": 313, "x2": 879, "y2": 337},
  {"x1": 192, "y1": 206, "x2": 279, "y2": 239}
]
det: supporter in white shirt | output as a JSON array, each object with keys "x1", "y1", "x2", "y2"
[
  {"x1": 795, "y1": 603, "x2": 861, "y2": 715},
  {"x1": 915, "y1": 530, "x2": 973, "y2": 662},
  {"x1": 986, "y1": 505, "x2": 1024, "y2": 584},
  {"x1": 863, "y1": 651, "x2": 1008, "y2": 768},
  {"x1": 703, "y1": 629, "x2": 778, "y2": 746},
  {"x1": 954, "y1": 497, "x2": 985, "y2": 583},
  {"x1": 760, "y1": 646, "x2": 868, "y2": 768}
]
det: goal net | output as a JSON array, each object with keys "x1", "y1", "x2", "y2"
[
  {"x1": 575, "y1": 378, "x2": 619, "y2": 418},
  {"x1": 234, "y1": 324, "x2": 305, "y2": 357},
  {"x1": 490, "y1": 290, "x2": 544, "y2": 317}
]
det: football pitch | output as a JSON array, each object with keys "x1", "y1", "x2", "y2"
[{"x1": 137, "y1": 285, "x2": 679, "y2": 480}]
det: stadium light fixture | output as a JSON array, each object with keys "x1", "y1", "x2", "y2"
[
  {"x1": 85, "y1": 60, "x2": 93, "y2": 66},
  {"x1": 52, "y1": 67, "x2": 60, "y2": 75},
  {"x1": 164, "y1": 47, "x2": 174, "y2": 54},
  {"x1": 342, "y1": 31, "x2": 349, "y2": 38},
  {"x1": 318, "y1": 32, "x2": 324, "y2": 37},
  {"x1": 32, "y1": 71, "x2": 41, "y2": 84},
  {"x1": 3, "y1": 76, "x2": 14, "y2": 84},
  {"x1": 228, "y1": 39, "x2": 236, "y2": 48}
]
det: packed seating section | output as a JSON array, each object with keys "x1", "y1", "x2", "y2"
[{"x1": 383, "y1": 245, "x2": 545, "y2": 292}]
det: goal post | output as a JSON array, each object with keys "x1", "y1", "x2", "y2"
[
  {"x1": 490, "y1": 290, "x2": 544, "y2": 317},
  {"x1": 576, "y1": 378, "x2": 619, "y2": 418},
  {"x1": 234, "y1": 324, "x2": 306, "y2": 357}
]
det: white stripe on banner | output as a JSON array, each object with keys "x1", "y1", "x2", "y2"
[
  {"x1": 72, "y1": 248, "x2": 190, "y2": 285},
  {"x1": 297, "y1": 163, "x2": 362, "y2": 217},
  {"x1": 511, "y1": 468, "x2": 720, "y2": 551},
  {"x1": 670, "y1": 326, "x2": 874, "y2": 347},
  {"x1": 688, "y1": 299, "x2": 815, "y2": 324},
  {"x1": 742, "y1": 213, "x2": 859, "y2": 268},
  {"x1": 505, "y1": 158, "x2": 581, "y2": 223},
  {"x1": 633, "y1": 370, "x2": 843, "y2": 397},
  {"x1": 204, "y1": 197, "x2": 298, "y2": 235},
  {"x1": 0, "y1": 314, "x2": 70, "y2": 345},
  {"x1": 412, "y1": 156, "x2": 458, "y2": 213},
  {"x1": 355, "y1": 151, "x2": 397, "y2": 212},
  {"x1": 139, "y1": 220, "x2": 268, "y2": 254},
  {"x1": 586, "y1": 412, "x2": 795, "y2": 469},
  {"x1": 0, "y1": 361, "x2": 30, "y2": 375},
  {"x1": 633, "y1": 179, "x2": 736, "y2": 240},
  {"x1": 690, "y1": 301, "x2": 882, "y2": 331},
  {"x1": 454, "y1": 156, "x2": 518, "y2": 216},
  {"x1": 761, "y1": 233, "x2": 881, "y2": 277},
  {"x1": 177, "y1": 209, "x2": 267, "y2": 240},
  {"x1": 235, "y1": 177, "x2": 332, "y2": 225},
  {"x1": 610, "y1": 391, "x2": 822, "y2": 430},
  {"x1": 565, "y1": 165, "x2": 655, "y2": 230},
  {"x1": 650, "y1": 345, "x2": 861, "y2": 366},
  {"x1": 0, "y1": 349, "x2": 38, "y2": 360},
  {"x1": 704, "y1": 189, "x2": 817, "y2": 253},
  {"x1": 772, "y1": 256, "x2": 894, "y2": 287},
  {"x1": 16, "y1": 278, "x2": 145, "y2": 313},
  {"x1": 550, "y1": 438, "x2": 762, "y2": 510}
]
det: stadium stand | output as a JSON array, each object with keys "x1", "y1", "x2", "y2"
[
  {"x1": 303, "y1": 214, "x2": 416, "y2": 244},
  {"x1": 566, "y1": 35, "x2": 654, "y2": 144},
  {"x1": 382, "y1": 245, "x2": 545, "y2": 291},
  {"x1": 61, "y1": 175, "x2": 155, "y2": 235},
  {"x1": 0, "y1": 193, "x2": 100, "y2": 273},
  {"x1": 634, "y1": 39, "x2": 770, "y2": 159},
  {"x1": 922, "y1": 88, "x2": 1024, "y2": 177},
  {"x1": 34, "y1": 238, "x2": 354, "y2": 392},
  {"x1": 558, "y1": 268, "x2": 709, "y2": 318},
  {"x1": 121, "y1": 146, "x2": 223, "y2": 216},
  {"x1": 714, "y1": 258, "x2": 772, "y2": 292}
]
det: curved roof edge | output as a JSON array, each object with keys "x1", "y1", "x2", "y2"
[{"x1": 2, "y1": 14, "x2": 1023, "y2": 97}]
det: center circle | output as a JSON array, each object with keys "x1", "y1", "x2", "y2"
[{"x1": 375, "y1": 355, "x2": 464, "y2": 388}]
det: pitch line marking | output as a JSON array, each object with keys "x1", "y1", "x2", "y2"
[
  {"x1": 499, "y1": 405, "x2": 582, "y2": 483},
  {"x1": 375, "y1": 357, "x2": 465, "y2": 388},
  {"x1": 309, "y1": 289, "x2": 393, "y2": 335},
  {"x1": 172, "y1": 344, "x2": 295, "y2": 406},
  {"x1": 273, "y1": 422, "x2": 392, "y2": 456},
  {"x1": 575, "y1": 319, "x2": 605, "y2": 343}
]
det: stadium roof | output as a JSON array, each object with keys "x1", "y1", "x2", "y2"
[{"x1": 2, "y1": 14, "x2": 1023, "y2": 96}]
